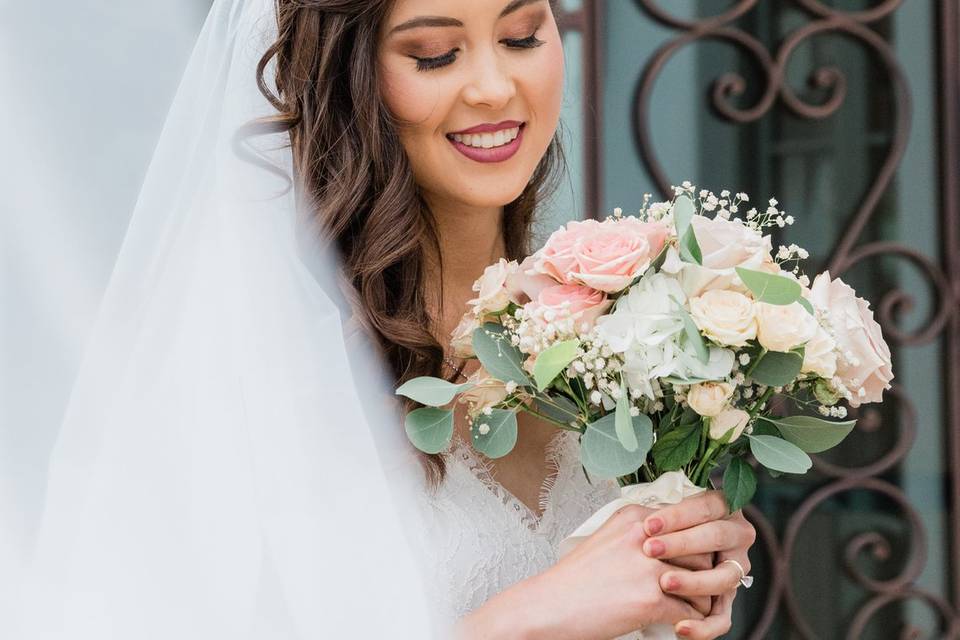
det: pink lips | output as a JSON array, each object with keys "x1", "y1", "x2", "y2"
[{"x1": 447, "y1": 121, "x2": 525, "y2": 164}]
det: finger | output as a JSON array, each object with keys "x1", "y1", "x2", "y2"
[
  {"x1": 668, "y1": 552, "x2": 714, "y2": 572},
  {"x1": 675, "y1": 592, "x2": 735, "y2": 640},
  {"x1": 643, "y1": 491, "x2": 728, "y2": 537},
  {"x1": 679, "y1": 594, "x2": 713, "y2": 617},
  {"x1": 592, "y1": 504, "x2": 657, "y2": 545},
  {"x1": 644, "y1": 520, "x2": 752, "y2": 559},
  {"x1": 656, "y1": 594, "x2": 706, "y2": 626},
  {"x1": 661, "y1": 564, "x2": 743, "y2": 597},
  {"x1": 718, "y1": 549, "x2": 753, "y2": 576}
]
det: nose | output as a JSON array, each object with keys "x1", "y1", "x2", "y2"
[{"x1": 461, "y1": 50, "x2": 516, "y2": 110}]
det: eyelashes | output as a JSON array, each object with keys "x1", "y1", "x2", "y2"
[{"x1": 412, "y1": 31, "x2": 546, "y2": 72}]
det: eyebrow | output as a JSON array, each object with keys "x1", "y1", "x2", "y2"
[{"x1": 388, "y1": 0, "x2": 546, "y2": 35}]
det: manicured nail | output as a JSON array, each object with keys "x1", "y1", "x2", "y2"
[
  {"x1": 645, "y1": 517, "x2": 664, "y2": 535},
  {"x1": 645, "y1": 539, "x2": 665, "y2": 557},
  {"x1": 677, "y1": 626, "x2": 691, "y2": 637}
]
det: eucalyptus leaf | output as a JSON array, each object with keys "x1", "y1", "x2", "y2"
[
  {"x1": 615, "y1": 380, "x2": 639, "y2": 452},
  {"x1": 798, "y1": 297, "x2": 815, "y2": 315},
  {"x1": 532, "y1": 395, "x2": 581, "y2": 425},
  {"x1": 759, "y1": 415, "x2": 857, "y2": 453},
  {"x1": 404, "y1": 407, "x2": 454, "y2": 454},
  {"x1": 735, "y1": 267, "x2": 802, "y2": 306},
  {"x1": 678, "y1": 307, "x2": 709, "y2": 364},
  {"x1": 651, "y1": 422, "x2": 700, "y2": 471},
  {"x1": 749, "y1": 348, "x2": 804, "y2": 388},
  {"x1": 472, "y1": 323, "x2": 531, "y2": 386},
  {"x1": 471, "y1": 409, "x2": 518, "y2": 459},
  {"x1": 672, "y1": 194, "x2": 696, "y2": 237},
  {"x1": 395, "y1": 376, "x2": 474, "y2": 407},
  {"x1": 679, "y1": 227, "x2": 703, "y2": 265},
  {"x1": 581, "y1": 412, "x2": 653, "y2": 478},
  {"x1": 533, "y1": 339, "x2": 581, "y2": 392},
  {"x1": 748, "y1": 434, "x2": 812, "y2": 474},
  {"x1": 723, "y1": 458, "x2": 757, "y2": 512}
]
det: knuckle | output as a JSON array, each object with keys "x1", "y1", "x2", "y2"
[{"x1": 711, "y1": 526, "x2": 728, "y2": 551}]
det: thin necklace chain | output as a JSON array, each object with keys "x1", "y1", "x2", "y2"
[{"x1": 443, "y1": 355, "x2": 467, "y2": 382}]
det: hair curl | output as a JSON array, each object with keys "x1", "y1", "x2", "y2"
[{"x1": 255, "y1": 0, "x2": 565, "y2": 484}]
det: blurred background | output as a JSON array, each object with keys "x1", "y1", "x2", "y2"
[{"x1": 2, "y1": 1, "x2": 958, "y2": 637}]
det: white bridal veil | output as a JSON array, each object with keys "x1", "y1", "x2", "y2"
[{"x1": 7, "y1": 0, "x2": 438, "y2": 637}]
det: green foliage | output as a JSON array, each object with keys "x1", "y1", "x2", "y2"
[
  {"x1": 472, "y1": 323, "x2": 531, "y2": 386},
  {"x1": 581, "y1": 412, "x2": 653, "y2": 478},
  {"x1": 395, "y1": 376, "x2": 474, "y2": 406},
  {"x1": 651, "y1": 422, "x2": 700, "y2": 471},
  {"x1": 748, "y1": 434, "x2": 812, "y2": 473},
  {"x1": 759, "y1": 415, "x2": 857, "y2": 453},
  {"x1": 471, "y1": 409, "x2": 518, "y2": 459},
  {"x1": 749, "y1": 347, "x2": 805, "y2": 388},
  {"x1": 532, "y1": 340, "x2": 580, "y2": 392},
  {"x1": 723, "y1": 457, "x2": 757, "y2": 512},
  {"x1": 736, "y1": 267, "x2": 803, "y2": 306},
  {"x1": 404, "y1": 407, "x2": 454, "y2": 454}
]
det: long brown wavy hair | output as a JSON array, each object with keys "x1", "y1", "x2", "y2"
[{"x1": 255, "y1": 0, "x2": 565, "y2": 484}]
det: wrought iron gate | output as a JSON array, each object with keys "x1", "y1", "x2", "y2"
[{"x1": 559, "y1": 2, "x2": 960, "y2": 637}]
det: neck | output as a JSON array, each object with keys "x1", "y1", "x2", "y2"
[{"x1": 422, "y1": 190, "x2": 507, "y2": 341}]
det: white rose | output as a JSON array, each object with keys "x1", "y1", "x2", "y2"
[
  {"x1": 687, "y1": 381, "x2": 734, "y2": 417},
  {"x1": 709, "y1": 408, "x2": 751, "y2": 442},
  {"x1": 755, "y1": 301, "x2": 818, "y2": 353},
  {"x1": 801, "y1": 325, "x2": 838, "y2": 379},
  {"x1": 689, "y1": 290, "x2": 757, "y2": 347},
  {"x1": 678, "y1": 216, "x2": 773, "y2": 296},
  {"x1": 809, "y1": 272, "x2": 893, "y2": 407},
  {"x1": 469, "y1": 258, "x2": 516, "y2": 316}
]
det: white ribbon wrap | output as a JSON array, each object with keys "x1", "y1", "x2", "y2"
[{"x1": 560, "y1": 471, "x2": 707, "y2": 640}]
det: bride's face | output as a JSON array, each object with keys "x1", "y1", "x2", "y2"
[{"x1": 378, "y1": 0, "x2": 564, "y2": 210}]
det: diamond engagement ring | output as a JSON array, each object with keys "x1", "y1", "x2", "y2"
[{"x1": 721, "y1": 559, "x2": 754, "y2": 589}]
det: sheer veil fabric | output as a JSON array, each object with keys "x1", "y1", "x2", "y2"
[{"x1": 9, "y1": 0, "x2": 439, "y2": 637}]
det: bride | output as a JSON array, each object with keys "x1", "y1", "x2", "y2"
[{"x1": 12, "y1": 0, "x2": 754, "y2": 638}]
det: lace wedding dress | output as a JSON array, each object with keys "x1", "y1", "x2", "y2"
[{"x1": 418, "y1": 429, "x2": 621, "y2": 628}]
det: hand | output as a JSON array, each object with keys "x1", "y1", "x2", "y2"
[
  {"x1": 641, "y1": 492, "x2": 756, "y2": 639},
  {"x1": 456, "y1": 504, "x2": 704, "y2": 640}
]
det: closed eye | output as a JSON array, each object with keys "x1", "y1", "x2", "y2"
[{"x1": 411, "y1": 30, "x2": 544, "y2": 72}]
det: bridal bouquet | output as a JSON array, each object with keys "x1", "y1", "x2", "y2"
[{"x1": 397, "y1": 182, "x2": 893, "y2": 516}]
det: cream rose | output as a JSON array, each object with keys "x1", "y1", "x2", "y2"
[
  {"x1": 801, "y1": 325, "x2": 838, "y2": 379},
  {"x1": 459, "y1": 368, "x2": 508, "y2": 411},
  {"x1": 450, "y1": 312, "x2": 479, "y2": 358},
  {"x1": 687, "y1": 381, "x2": 734, "y2": 417},
  {"x1": 468, "y1": 258, "x2": 516, "y2": 316},
  {"x1": 809, "y1": 272, "x2": 893, "y2": 407},
  {"x1": 755, "y1": 301, "x2": 818, "y2": 353},
  {"x1": 709, "y1": 408, "x2": 751, "y2": 442},
  {"x1": 689, "y1": 289, "x2": 757, "y2": 347},
  {"x1": 678, "y1": 216, "x2": 773, "y2": 296}
]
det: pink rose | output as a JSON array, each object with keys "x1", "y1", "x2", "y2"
[
  {"x1": 468, "y1": 258, "x2": 516, "y2": 316},
  {"x1": 537, "y1": 284, "x2": 611, "y2": 329},
  {"x1": 534, "y1": 219, "x2": 603, "y2": 283},
  {"x1": 505, "y1": 255, "x2": 558, "y2": 305},
  {"x1": 810, "y1": 272, "x2": 893, "y2": 407},
  {"x1": 673, "y1": 216, "x2": 773, "y2": 296},
  {"x1": 569, "y1": 218, "x2": 669, "y2": 292}
]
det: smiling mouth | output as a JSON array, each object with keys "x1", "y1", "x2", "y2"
[{"x1": 446, "y1": 124, "x2": 523, "y2": 149}]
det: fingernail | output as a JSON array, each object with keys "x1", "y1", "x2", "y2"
[
  {"x1": 645, "y1": 539, "x2": 665, "y2": 557},
  {"x1": 645, "y1": 517, "x2": 664, "y2": 535},
  {"x1": 664, "y1": 575, "x2": 681, "y2": 590},
  {"x1": 677, "y1": 626, "x2": 691, "y2": 637}
]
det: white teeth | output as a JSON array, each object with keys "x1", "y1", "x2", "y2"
[{"x1": 451, "y1": 126, "x2": 521, "y2": 149}]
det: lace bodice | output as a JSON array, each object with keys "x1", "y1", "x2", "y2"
[{"x1": 416, "y1": 429, "x2": 621, "y2": 629}]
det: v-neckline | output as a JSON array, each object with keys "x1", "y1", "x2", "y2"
[{"x1": 451, "y1": 430, "x2": 569, "y2": 532}]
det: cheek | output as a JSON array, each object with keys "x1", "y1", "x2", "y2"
[
  {"x1": 379, "y1": 63, "x2": 442, "y2": 126},
  {"x1": 528, "y1": 39, "x2": 565, "y2": 127}
]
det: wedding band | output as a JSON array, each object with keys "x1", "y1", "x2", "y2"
[{"x1": 720, "y1": 559, "x2": 754, "y2": 589}]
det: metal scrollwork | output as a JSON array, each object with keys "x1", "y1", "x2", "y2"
[{"x1": 624, "y1": 0, "x2": 960, "y2": 637}]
